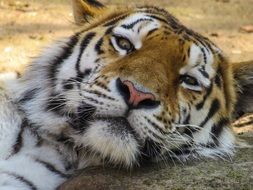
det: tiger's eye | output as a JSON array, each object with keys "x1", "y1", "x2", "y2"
[
  {"x1": 180, "y1": 75, "x2": 199, "y2": 86},
  {"x1": 116, "y1": 37, "x2": 133, "y2": 52}
]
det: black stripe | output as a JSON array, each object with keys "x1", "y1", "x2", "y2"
[
  {"x1": 103, "y1": 15, "x2": 128, "y2": 27},
  {"x1": 178, "y1": 38, "x2": 185, "y2": 46},
  {"x1": 182, "y1": 54, "x2": 186, "y2": 62},
  {"x1": 109, "y1": 38, "x2": 119, "y2": 53},
  {"x1": 48, "y1": 34, "x2": 79, "y2": 83},
  {"x1": 150, "y1": 13, "x2": 180, "y2": 31},
  {"x1": 85, "y1": 89, "x2": 115, "y2": 100},
  {"x1": 186, "y1": 30, "x2": 210, "y2": 51},
  {"x1": 35, "y1": 159, "x2": 70, "y2": 179},
  {"x1": 169, "y1": 144, "x2": 192, "y2": 156},
  {"x1": 214, "y1": 74, "x2": 222, "y2": 88},
  {"x1": 86, "y1": 0, "x2": 104, "y2": 8},
  {"x1": 94, "y1": 81, "x2": 111, "y2": 92},
  {"x1": 84, "y1": 68, "x2": 92, "y2": 76},
  {"x1": 200, "y1": 98, "x2": 220, "y2": 127},
  {"x1": 175, "y1": 28, "x2": 184, "y2": 35},
  {"x1": 200, "y1": 47, "x2": 207, "y2": 64},
  {"x1": 211, "y1": 118, "x2": 229, "y2": 145},
  {"x1": 95, "y1": 38, "x2": 104, "y2": 54},
  {"x1": 203, "y1": 143, "x2": 217, "y2": 148},
  {"x1": 182, "y1": 33, "x2": 190, "y2": 41},
  {"x1": 94, "y1": 58, "x2": 100, "y2": 63},
  {"x1": 138, "y1": 6, "x2": 171, "y2": 16},
  {"x1": 148, "y1": 15, "x2": 168, "y2": 24},
  {"x1": 170, "y1": 148, "x2": 191, "y2": 156},
  {"x1": 144, "y1": 117, "x2": 166, "y2": 135},
  {"x1": 183, "y1": 114, "x2": 191, "y2": 124},
  {"x1": 214, "y1": 66, "x2": 222, "y2": 88},
  {"x1": 187, "y1": 46, "x2": 191, "y2": 57},
  {"x1": 195, "y1": 39, "x2": 209, "y2": 52},
  {"x1": 83, "y1": 96, "x2": 104, "y2": 105},
  {"x1": 104, "y1": 26, "x2": 113, "y2": 35},
  {"x1": 195, "y1": 82, "x2": 213, "y2": 110},
  {"x1": 68, "y1": 103, "x2": 95, "y2": 132},
  {"x1": 46, "y1": 93, "x2": 66, "y2": 115},
  {"x1": 140, "y1": 139, "x2": 162, "y2": 162},
  {"x1": 147, "y1": 28, "x2": 158, "y2": 37},
  {"x1": 76, "y1": 32, "x2": 96, "y2": 78},
  {"x1": 62, "y1": 78, "x2": 75, "y2": 90},
  {"x1": 121, "y1": 18, "x2": 153, "y2": 29},
  {"x1": 12, "y1": 119, "x2": 27, "y2": 155},
  {"x1": 233, "y1": 120, "x2": 253, "y2": 128},
  {"x1": 19, "y1": 88, "x2": 40, "y2": 103},
  {"x1": 198, "y1": 68, "x2": 209, "y2": 78},
  {"x1": 184, "y1": 127, "x2": 194, "y2": 137},
  {"x1": 3, "y1": 172, "x2": 37, "y2": 190}
]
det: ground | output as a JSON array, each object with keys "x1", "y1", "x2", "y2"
[
  {"x1": 58, "y1": 132, "x2": 253, "y2": 190},
  {"x1": 0, "y1": 0, "x2": 253, "y2": 189}
]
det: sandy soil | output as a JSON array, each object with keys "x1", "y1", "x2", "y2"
[{"x1": 1, "y1": 0, "x2": 253, "y2": 73}]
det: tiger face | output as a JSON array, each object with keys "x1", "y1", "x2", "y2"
[{"x1": 16, "y1": 0, "x2": 253, "y2": 167}]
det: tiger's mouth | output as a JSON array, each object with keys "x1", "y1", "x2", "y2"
[
  {"x1": 80, "y1": 115, "x2": 143, "y2": 166},
  {"x1": 69, "y1": 106, "x2": 164, "y2": 166}
]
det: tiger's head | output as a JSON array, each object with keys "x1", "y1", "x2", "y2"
[{"x1": 14, "y1": 0, "x2": 253, "y2": 167}]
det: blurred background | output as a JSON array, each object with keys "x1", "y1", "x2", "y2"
[{"x1": 0, "y1": 0, "x2": 253, "y2": 73}]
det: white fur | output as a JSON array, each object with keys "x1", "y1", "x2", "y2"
[
  {"x1": 196, "y1": 128, "x2": 235, "y2": 159},
  {"x1": 74, "y1": 121, "x2": 139, "y2": 167}
]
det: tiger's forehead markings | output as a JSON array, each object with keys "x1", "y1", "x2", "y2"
[
  {"x1": 103, "y1": 14, "x2": 129, "y2": 27},
  {"x1": 120, "y1": 17, "x2": 154, "y2": 29},
  {"x1": 112, "y1": 13, "x2": 161, "y2": 50}
]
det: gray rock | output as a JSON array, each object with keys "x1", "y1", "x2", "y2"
[{"x1": 58, "y1": 132, "x2": 253, "y2": 190}]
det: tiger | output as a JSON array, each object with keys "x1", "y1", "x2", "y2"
[{"x1": 0, "y1": 0, "x2": 253, "y2": 189}]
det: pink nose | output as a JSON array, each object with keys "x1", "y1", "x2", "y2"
[
  {"x1": 116, "y1": 78, "x2": 160, "y2": 109},
  {"x1": 122, "y1": 81, "x2": 155, "y2": 107}
]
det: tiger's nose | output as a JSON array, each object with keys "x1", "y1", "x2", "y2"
[{"x1": 116, "y1": 78, "x2": 160, "y2": 109}]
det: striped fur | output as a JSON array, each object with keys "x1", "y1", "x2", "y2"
[{"x1": 1, "y1": 0, "x2": 253, "y2": 189}]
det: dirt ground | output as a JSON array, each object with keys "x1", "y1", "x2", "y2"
[
  {"x1": 0, "y1": 0, "x2": 253, "y2": 189},
  {"x1": 1, "y1": 0, "x2": 253, "y2": 73}
]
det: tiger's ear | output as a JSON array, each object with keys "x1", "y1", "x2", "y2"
[
  {"x1": 72, "y1": 0, "x2": 106, "y2": 24},
  {"x1": 232, "y1": 60, "x2": 253, "y2": 119}
]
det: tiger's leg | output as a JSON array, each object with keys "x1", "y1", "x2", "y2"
[
  {"x1": 0, "y1": 126, "x2": 71, "y2": 190},
  {"x1": 0, "y1": 157, "x2": 68, "y2": 190},
  {"x1": 0, "y1": 90, "x2": 72, "y2": 190}
]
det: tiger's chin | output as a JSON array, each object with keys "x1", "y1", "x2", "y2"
[{"x1": 73, "y1": 117, "x2": 141, "y2": 168}]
